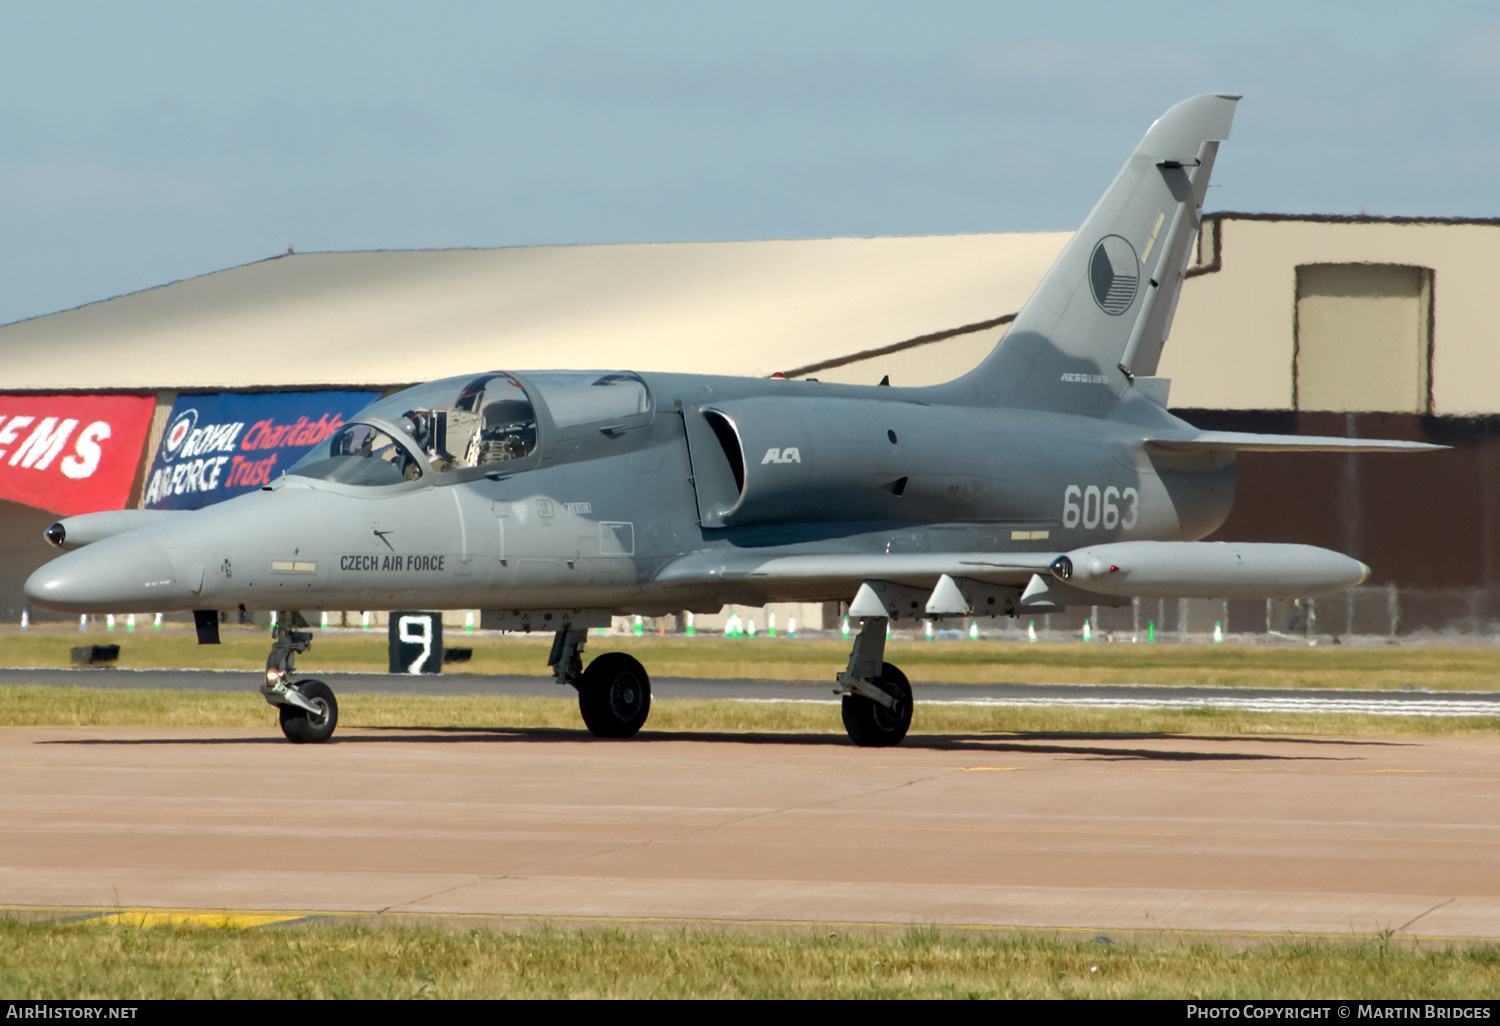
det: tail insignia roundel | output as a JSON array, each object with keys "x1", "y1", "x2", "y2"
[{"x1": 1089, "y1": 234, "x2": 1140, "y2": 316}]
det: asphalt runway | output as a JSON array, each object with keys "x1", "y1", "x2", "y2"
[
  {"x1": 4, "y1": 723, "x2": 1500, "y2": 939},
  {"x1": 5, "y1": 665, "x2": 1500, "y2": 715}
]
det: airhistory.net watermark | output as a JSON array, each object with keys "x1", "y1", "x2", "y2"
[{"x1": 5, "y1": 1007, "x2": 138, "y2": 1019}]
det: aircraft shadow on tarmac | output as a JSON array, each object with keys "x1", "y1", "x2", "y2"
[{"x1": 43, "y1": 726, "x2": 1406, "y2": 763}]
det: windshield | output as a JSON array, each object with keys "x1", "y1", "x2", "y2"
[
  {"x1": 289, "y1": 421, "x2": 424, "y2": 485},
  {"x1": 291, "y1": 372, "x2": 538, "y2": 481}
]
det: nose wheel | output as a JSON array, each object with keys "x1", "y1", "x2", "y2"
[{"x1": 278, "y1": 679, "x2": 339, "y2": 743}]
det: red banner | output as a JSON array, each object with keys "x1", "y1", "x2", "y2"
[{"x1": 0, "y1": 394, "x2": 156, "y2": 515}]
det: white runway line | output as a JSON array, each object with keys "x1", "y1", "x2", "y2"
[
  {"x1": 721, "y1": 696, "x2": 1500, "y2": 716},
  {"x1": 920, "y1": 697, "x2": 1500, "y2": 717}
]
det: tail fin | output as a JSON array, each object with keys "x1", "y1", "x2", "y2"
[{"x1": 936, "y1": 93, "x2": 1238, "y2": 414}]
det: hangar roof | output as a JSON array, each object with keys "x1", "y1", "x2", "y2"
[
  {"x1": 6, "y1": 214, "x2": 1497, "y2": 413},
  {"x1": 0, "y1": 233, "x2": 1068, "y2": 392}
]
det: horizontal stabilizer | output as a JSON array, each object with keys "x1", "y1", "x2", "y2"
[{"x1": 1146, "y1": 431, "x2": 1445, "y2": 454}]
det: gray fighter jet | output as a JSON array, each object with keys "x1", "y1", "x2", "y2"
[{"x1": 25, "y1": 94, "x2": 1438, "y2": 746}]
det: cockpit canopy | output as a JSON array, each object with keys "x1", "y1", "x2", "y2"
[
  {"x1": 287, "y1": 370, "x2": 650, "y2": 486},
  {"x1": 395, "y1": 372, "x2": 539, "y2": 471}
]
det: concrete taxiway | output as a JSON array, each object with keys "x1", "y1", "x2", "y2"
[{"x1": 3, "y1": 723, "x2": 1498, "y2": 939}]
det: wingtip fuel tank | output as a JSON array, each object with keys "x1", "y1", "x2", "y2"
[{"x1": 1048, "y1": 541, "x2": 1371, "y2": 601}]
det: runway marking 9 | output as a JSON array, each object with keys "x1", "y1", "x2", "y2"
[{"x1": 398, "y1": 614, "x2": 434, "y2": 674}]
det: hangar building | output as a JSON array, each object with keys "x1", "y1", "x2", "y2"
[{"x1": 2, "y1": 212, "x2": 1497, "y2": 636}]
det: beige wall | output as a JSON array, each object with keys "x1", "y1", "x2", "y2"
[
  {"x1": 1295, "y1": 264, "x2": 1431, "y2": 413},
  {"x1": 1162, "y1": 217, "x2": 1500, "y2": 414}
]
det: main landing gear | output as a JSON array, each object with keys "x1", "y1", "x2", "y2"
[
  {"x1": 262, "y1": 612, "x2": 339, "y2": 744},
  {"x1": 835, "y1": 616, "x2": 912, "y2": 747},
  {"x1": 255, "y1": 609, "x2": 904, "y2": 747},
  {"x1": 550, "y1": 626, "x2": 651, "y2": 738},
  {"x1": 548, "y1": 616, "x2": 909, "y2": 746}
]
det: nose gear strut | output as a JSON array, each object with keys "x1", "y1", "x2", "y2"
[{"x1": 260, "y1": 611, "x2": 338, "y2": 742}]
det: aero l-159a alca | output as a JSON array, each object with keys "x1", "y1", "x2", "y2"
[{"x1": 25, "y1": 94, "x2": 1438, "y2": 746}]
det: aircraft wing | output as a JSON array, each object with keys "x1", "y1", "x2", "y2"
[
  {"x1": 1145, "y1": 431, "x2": 1445, "y2": 454},
  {"x1": 654, "y1": 551, "x2": 1056, "y2": 589}
]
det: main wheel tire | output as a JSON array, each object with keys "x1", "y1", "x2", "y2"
[
  {"x1": 841, "y1": 662, "x2": 912, "y2": 747},
  {"x1": 578, "y1": 652, "x2": 651, "y2": 738},
  {"x1": 279, "y1": 679, "x2": 338, "y2": 743}
]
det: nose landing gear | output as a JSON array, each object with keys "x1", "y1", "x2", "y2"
[{"x1": 261, "y1": 612, "x2": 340, "y2": 743}]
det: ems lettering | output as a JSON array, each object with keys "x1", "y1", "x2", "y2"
[
  {"x1": 7, "y1": 417, "x2": 79, "y2": 469},
  {"x1": 0, "y1": 416, "x2": 111, "y2": 479},
  {"x1": 0, "y1": 415, "x2": 35, "y2": 458},
  {"x1": 60, "y1": 421, "x2": 112, "y2": 480}
]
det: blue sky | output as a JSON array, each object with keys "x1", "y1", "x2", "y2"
[{"x1": 2, "y1": 1, "x2": 1496, "y2": 325}]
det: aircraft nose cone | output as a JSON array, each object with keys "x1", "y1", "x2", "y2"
[{"x1": 24, "y1": 535, "x2": 181, "y2": 613}]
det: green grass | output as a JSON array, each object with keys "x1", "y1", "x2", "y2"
[
  {"x1": 0, "y1": 685, "x2": 1494, "y2": 738},
  {"x1": 2, "y1": 920, "x2": 1497, "y2": 999},
  {"x1": 8, "y1": 628, "x2": 1500, "y2": 691}
]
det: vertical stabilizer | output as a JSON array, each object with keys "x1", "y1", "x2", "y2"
[{"x1": 935, "y1": 94, "x2": 1237, "y2": 415}]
